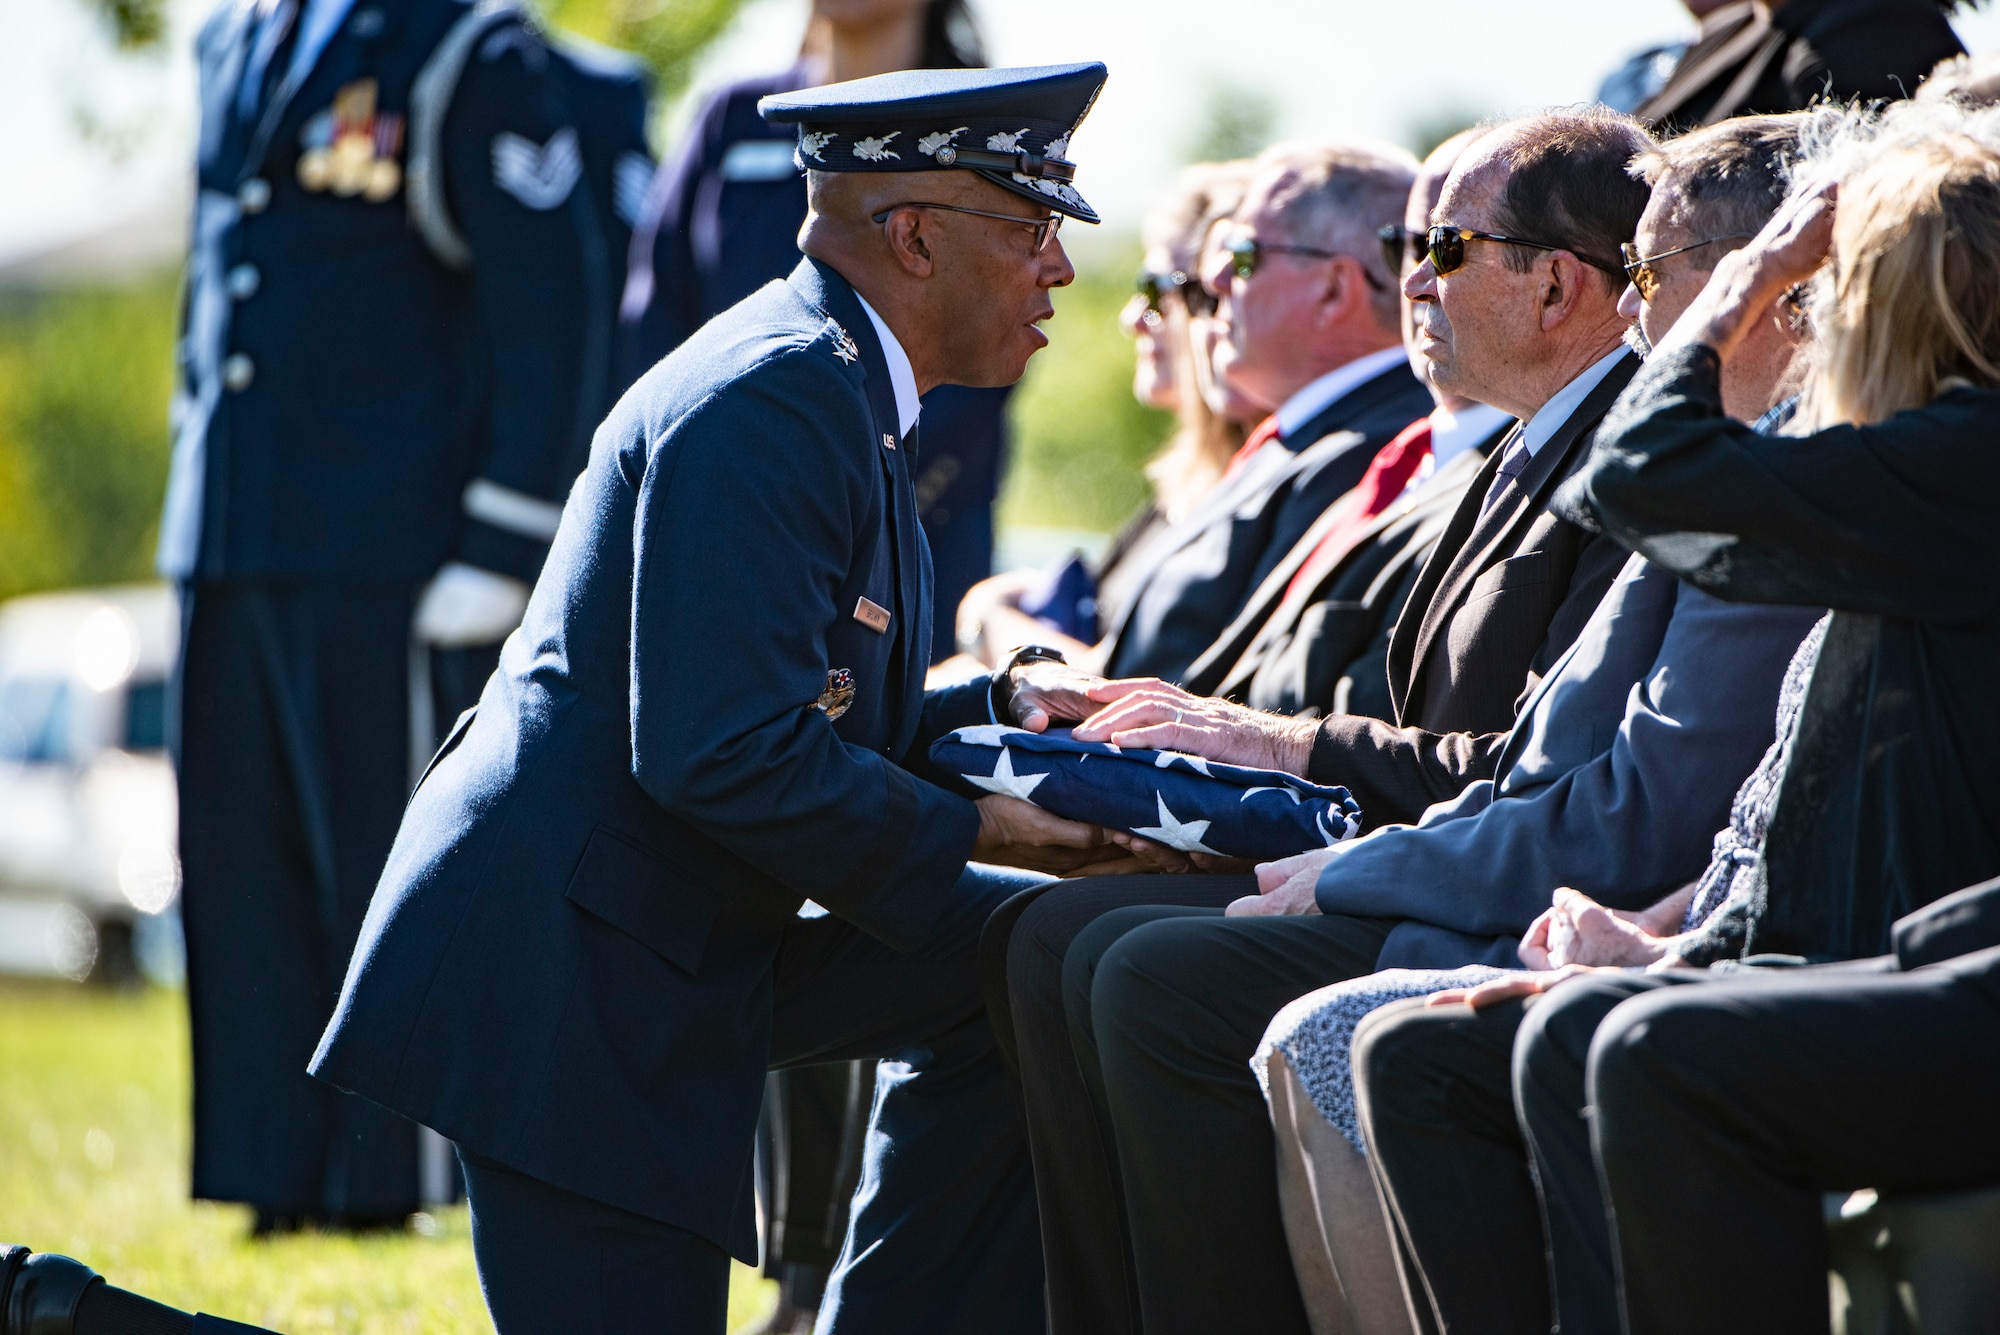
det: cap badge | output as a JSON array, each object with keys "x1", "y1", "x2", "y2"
[
  {"x1": 852, "y1": 132, "x2": 901, "y2": 162},
  {"x1": 799, "y1": 130, "x2": 835, "y2": 162},
  {"x1": 986, "y1": 129, "x2": 1030, "y2": 152}
]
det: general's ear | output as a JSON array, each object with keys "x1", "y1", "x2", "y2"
[{"x1": 879, "y1": 206, "x2": 936, "y2": 279}]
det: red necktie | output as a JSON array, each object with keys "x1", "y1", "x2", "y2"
[
  {"x1": 1283, "y1": 417, "x2": 1434, "y2": 602},
  {"x1": 1223, "y1": 415, "x2": 1284, "y2": 481}
]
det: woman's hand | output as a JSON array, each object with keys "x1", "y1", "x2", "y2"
[
  {"x1": 1666, "y1": 177, "x2": 1838, "y2": 363},
  {"x1": 1516, "y1": 888, "x2": 1674, "y2": 970},
  {"x1": 1424, "y1": 964, "x2": 1617, "y2": 1010},
  {"x1": 1071, "y1": 679, "x2": 1320, "y2": 775}
]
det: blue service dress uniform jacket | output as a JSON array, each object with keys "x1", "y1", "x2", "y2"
[
  {"x1": 620, "y1": 69, "x2": 1012, "y2": 656},
  {"x1": 312, "y1": 259, "x2": 1037, "y2": 1272},
  {"x1": 168, "y1": 0, "x2": 625, "y2": 1218}
]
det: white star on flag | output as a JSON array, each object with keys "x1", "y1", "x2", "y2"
[
  {"x1": 1131, "y1": 792, "x2": 1221, "y2": 854},
  {"x1": 951, "y1": 724, "x2": 1034, "y2": 745},
  {"x1": 963, "y1": 746, "x2": 1048, "y2": 800},
  {"x1": 1155, "y1": 751, "x2": 1213, "y2": 776},
  {"x1": 1239, "y1": 785, "x2": 1302, "y2": 805}
]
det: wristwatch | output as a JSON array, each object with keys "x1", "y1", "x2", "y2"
[{"x1": 988, "y1": 643, "x2": 1069, "y2": 724}]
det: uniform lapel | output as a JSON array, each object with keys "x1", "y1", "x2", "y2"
[
  {"x1": 794, "y1": 261, "x2": 929, "y2": 752},
  {"x1": 197, "y1": 0, "x2": 262, "y2": 168},
  {"x1": 242, "y1": 0, "x2": 362, "y2": 181}
]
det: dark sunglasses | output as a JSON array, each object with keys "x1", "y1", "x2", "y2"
[
  {"x1": 1618, "y1": 234, "x2": 1756, "y2": 302},
  {"x1": 1222, "y1": 230, "x2": 1387, "y2": 292},
  {"x1": 1136, "y1": 268, "x2": 1219, "y2": 320},
  {"x1": 1377, "y1": 223, "x2": 1425, "y2": 274},
  {"x1": 871, "y1": 201, "x2": 1064, "y2": 253},
  {"x1": 1426, "y1": 224, "x2": 1625, "y2": 279}
]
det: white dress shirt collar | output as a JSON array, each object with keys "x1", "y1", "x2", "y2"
[
  {"x1": 1428, "y1": 401, "x2": 1512, "y2": 472},
  {"x1": 1518, "y1": 346, "x2": 1629, "y2": 459},
  {"x1": 1272, "y1": 345, "x2": 1410, "y2": 440},
  {"x1": 854, "y1": 293, "x2": 921, "y2": 439}
]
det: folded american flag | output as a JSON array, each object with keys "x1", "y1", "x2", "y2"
[{"x1": 931, "y1": 725, "x2": 1363, "y2": 860}]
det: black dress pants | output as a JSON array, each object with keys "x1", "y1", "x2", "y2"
[
  {"x1": 1349, "y1": 976, "x2": 1682, "y2": 1335},
  {"x1": 984, "y1": 875, "x2": 1249, "y2": 1335},
  {"x1": 459, "y1": 1147, "x2": 733, "y2": 1334},
  {"x1": 1591, "y1": 950, "x2": 2000, "y2": 1335},
  {"x1": 174, "y1": 581, "x2": 421, "y2": 1217},
  {"x1": 1068, "y1": 902, "x2": 1395, "y2": 1335}
]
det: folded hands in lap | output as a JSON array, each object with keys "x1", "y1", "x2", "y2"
[{"x1": 1426, "y1": 884, "x2": 1702, "y2": 1010}]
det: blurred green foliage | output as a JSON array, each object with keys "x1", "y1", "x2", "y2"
[
  {"x1": 1184, "y1": 80, "x2": 1279, "y2": 165},
  {"x1": 0, "y1": 281, "x2": 177, "y2": 602},
  {"x1": 79, "y1": 0, "x2": 166, "y2": 50},
  {"x1": 998, "y1": 241, "x2": 1170, "y2": 536},
  {"x1": 535, "y1": 0, "x2": 746, "y2": 104}
]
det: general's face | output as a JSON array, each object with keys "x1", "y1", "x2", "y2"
[
  {"x1": 1121, "y1": 243, "x2": 1184, "y2": 410},
  {"x1": 1404, "y1": 152, "x2": 1545, "y2": 408},
  {"x1": 931, "y1": 180, "x2": 1076, "y2": 387}
]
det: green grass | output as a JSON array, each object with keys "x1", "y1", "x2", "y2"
[{"x1": 0, "y1": 979, "x2": 777, "y2": 1333}]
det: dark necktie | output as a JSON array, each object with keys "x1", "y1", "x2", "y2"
[
  {"x1": 237, "y1": 0, "x2": 300, "y2": 121},
  {"x1": 1480, "y1": 432, "x2": 1533, "y2": 514}
]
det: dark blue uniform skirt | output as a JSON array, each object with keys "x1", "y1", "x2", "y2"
[{"x1": 174, "y1": 581, "x2": 423, "y2": 1217}]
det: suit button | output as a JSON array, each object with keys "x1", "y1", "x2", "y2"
[
  {"x1": 222, "y1": 354, "x2": 255, "y2": 392},
  {"x1": 225, "y1": 264, "x2": 260, "y2": 299},
  {"x1": 238, "y1": 178, "x2": 272, "y2": 213}
]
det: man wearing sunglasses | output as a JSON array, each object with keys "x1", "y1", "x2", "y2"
[
  {"x1": 1006, "y1": 108, "x2": 1664, "y2": 1335},
  {"x1": 311, "y1": 64, "x2": 1123, "y2": 1335},
  {"x1": 1095, "y1": 141, "x2": 1434, "y2": 687}
]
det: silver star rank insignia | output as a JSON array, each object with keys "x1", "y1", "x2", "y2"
[{"x1": 830, "y1": 323, "x2": 860, "y2": 364}]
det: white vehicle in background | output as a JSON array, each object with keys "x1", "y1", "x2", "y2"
[{"x1": 0, "y1": 584, "x2": 181, "y2": 984}]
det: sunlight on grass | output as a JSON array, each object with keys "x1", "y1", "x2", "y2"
[{"x1": 0, "y1": 979, "x2": 776, "y2": 1333}]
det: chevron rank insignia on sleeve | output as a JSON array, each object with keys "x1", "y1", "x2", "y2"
[{"x1": 491, "y1": 127, "x2": 581, "y2": 210}]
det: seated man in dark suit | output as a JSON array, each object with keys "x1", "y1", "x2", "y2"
[
  {"x1": 1178, "y1": 127, "x2": 1514, "y2": 716},
  {"x1": 991, "y1": 106, "x2": 1661, "y2": 1335},
  {"x1": 1355, "y1": 121, "x2": 2000, "y2": 1335},
  {"x1": 308, "y1": 64, "x2": 1125, "y2": 1335},
  {"x1": 1098, "y1": 140, "x2": 1433, "y2": 685}
]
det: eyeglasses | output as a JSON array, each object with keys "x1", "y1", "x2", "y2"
[
  {"x1": 1135, "y1": 268, "x2": 1219, "y2": 320},
  {"x1": 871, "y1": 201, "x2": 1064, "y2": 253},
  {"x1": 1618, "y1": 234, "x2": 1756, "y2": 302},
  {"x1": 1425, "y1": 225, "x2": 1625, "y2": 279},
  {"x1": 1222, "y1": 230, "x2": 1387, "y2": 292},
  {"x1": 1377, "y1": 223, "x2": 1425, "y2": 275}
]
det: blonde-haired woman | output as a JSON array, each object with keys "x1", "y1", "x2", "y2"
[{"x1": 950, "y1": 161, "x2": 1255, "y2": 670}]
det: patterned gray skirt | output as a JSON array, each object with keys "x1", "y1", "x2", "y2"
[{"x1": 1254, "y1": 966, "x2": 1511, "y2": 1151}]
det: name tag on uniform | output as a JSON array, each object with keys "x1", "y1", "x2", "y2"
[{"x1": 853, "y1": 597, "x2": 892, "y2": 634}]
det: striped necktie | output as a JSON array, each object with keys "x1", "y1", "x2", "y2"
[{"x1": 1480, "y1": 431, "x2": 1533, "y2": 514}]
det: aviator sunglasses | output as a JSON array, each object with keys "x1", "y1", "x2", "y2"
[
  {"x1": 1619, "y1": 234, "x2": 1756, "y2": 302},
  {"x1": 1221, "y1": 229, "x2": 1388, "y2": 291},
  {"x1": 871, "y1": 201, "x2": 1065, "y2": 253},
  {"x1": 1136, "y1": 268, "x2": 1219, "y2": 320},
  {"x1": 1425, "y1": 224, "x2": 1625, "y2": 279}
]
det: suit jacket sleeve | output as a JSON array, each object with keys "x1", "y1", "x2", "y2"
[
  {"x1": 1894, "y1": 874, "x2": 2000, "y2": 970},
  {"x1": 1311, "y1": 588, "x2": 1820, "y2": 941},
  {"x1": 440, "y1": 27, "x2": 610, "y2": 581},
  {"x1": 628, "y1": 353, "x2": 981, "y2": 949},
  {"x1": 1570, "y1": 344, "x2": 2000, "y2": 625}
]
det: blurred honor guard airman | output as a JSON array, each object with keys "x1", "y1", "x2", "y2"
[
  {"x1": 165, "y1": 0, "x2": 636, "y2": 1229},
  {"x1": 313, "y1": 62, "x2": 1109, "y2": 1334}
]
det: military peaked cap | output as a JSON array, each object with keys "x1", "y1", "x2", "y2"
[{"x1": 758, "y1": 62, "x2": 1107, "y2": 223}]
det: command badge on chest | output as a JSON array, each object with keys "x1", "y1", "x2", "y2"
[
  {"x1": 815, "y1": 668, "x2": 857, "y2": 721},
  {"x1": 297, "y1": 78, "x2": 404, "y2": 202}
]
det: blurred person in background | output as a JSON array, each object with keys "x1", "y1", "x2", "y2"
[
  {"x1": 949, "y1": 159, "x2": 1256, "y2": 671},
  {"x1": 1627, "y1": 0, "x2": 1966, "y2": 132},
  {"x1": 167, "y1": 0, "x2": 629, "y2": 1231},
  {"x1": 1095, "y1": 140, "x2": 1433, "y2": 686},
  {"x1": 621, "y1": 0, "x2": 1008, "y2": 665}
]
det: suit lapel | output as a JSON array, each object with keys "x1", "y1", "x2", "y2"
[{"x1": 1394, "y1": 354, "x2": 1638, "y2": 721}]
